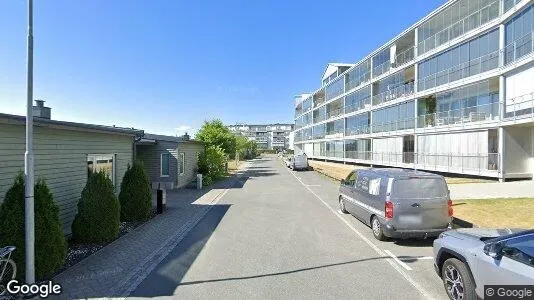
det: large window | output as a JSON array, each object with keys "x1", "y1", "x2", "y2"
[
  {"x1": 345, "y1": 139, "x2": 371, "y2": 160},
  {"x1": 372, "y1": 49, "x2": 391, "y2": 77},
  {"x1": 373, "y1": 68, "x2": 415, "y2": 105},
  {"x1": 326, "y1": 119, "x2": 344, "y2": 136},
  {"x1": 418, "y1": 29, "x2": 499, "y2": 91},
  {"x1": 161, "y1": 153, "x2": 170, "y2": 177},
  {"x1": 417, "y1": 0, "x2": 499, "y2": 55},
  {"x1": 325, "y1": 77, "x2": 345, "y2": 101},
  {"x1": 345, "y1": 86, "x2": 371, "y2": 114},
  {"x1": 346, "y1": 113, "x2": 370, "y2": 136},
  {"x1": 87, "y1": 154, "x2": 115, "y2": 184},
  {"x1": 313, "y1": 106, "x2": 327, "y2": 123},
  {"x1": 345, "y1": 60, "x2": 371, "y2": 91},
  {"x1": 302, "y1": 97, "x2": 313, "y2": 114},
  {"x1": 325, "y1": 140, "x2": 344, "y2": 158},
  {"x1": 313, "y1": 142, "x2": 325, "y2": 156},
  {"x1": 312, "y1": 124, "x2": 326, "y2": 139},
  {"x1": 504, "y1": 0, "x2": 523, "y2": 13},
  {"x1": 372, "y1": 101, "x2": 415, "y2": 133},
  {"x1": 504, "y1": 5, "x2": 534, "y2": 64}
]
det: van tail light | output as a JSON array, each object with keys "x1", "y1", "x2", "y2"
[
  {"x1": 385, "y1": 201, "x2": 394, "y2": 219},
  {"x1": 447, "y1": 199, "x2": 453, "y2": 217}
]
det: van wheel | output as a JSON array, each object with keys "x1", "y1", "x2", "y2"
[
  {"x1": 339, "y1": 196, "x2": 348, "y2": 213},
  {"x1": 442, "y1": 258, "x2": 476, "y2": 300},
  {"x1": 371, "y1": 216, "x2": 386, "y2": 241}
]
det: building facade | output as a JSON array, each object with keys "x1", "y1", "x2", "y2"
[
  {"x1": 229, "y1": 123, "x2": 294, "y2": 150},
  {"x1": 135, "y1": 133, "x2": 204, "y2": 190},
  {"x1": 293, "y1": 0, "x2": 534, "y2": 181},
  {"x1": 0, "y1": 102, "x2": 142, "y2": 235}
]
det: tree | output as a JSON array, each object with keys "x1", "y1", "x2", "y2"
[
  {"x1": 236, "y1": 135, "x2": 258, "y2": 159},
  {"x1": 119, "y1": 161, "x2": 152, "y2": 222},
  {"x1": 197, "y1": 145, "x2": 227, "y2": 185},
  {"x1": 0, "y1": 174, "x2": 67, "y2": 280},
  {"x1": 71, "y1": 171, "x2": 120, "y2": 243},
  {"x1": 195, "y1": 119, "x2": 236, "y2": 156}
]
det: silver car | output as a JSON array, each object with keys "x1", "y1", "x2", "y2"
[
  {"x1": 339, "y1": 168, "x2": 452, "y2": 240},
  {"x1": 433, "y1": 228, "x2": 534, "y2": 300}
]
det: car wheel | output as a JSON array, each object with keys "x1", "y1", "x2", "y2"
[
  {"x1": 442, "y1": 258, "x2": 476, "y2": 300},
  {"x1": 339, "y1": 196, "x2": 348, "y2": 213},
  {"x1": 371, "y1": 216, "x2": 386, "y2": 241}
]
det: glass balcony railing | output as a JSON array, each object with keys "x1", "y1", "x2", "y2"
[
  {"x1": 417, "y1": 0, "x2": 499, "y2": 55},
  {"x1": 345, "y1": 98, "x2": 371, "y2": 114},
  {"x1": 372, "y1": 118, "x2": 416, "y2": 133},
  {"x1": 372, "y1": 82, "x2": 415, "y2": 105},
  {"x1": 504, "y1": 32, "x2": 534, "y2": 65},
  {"x1": 324, "y1": 150, "x2": 344, "y2": 158},
  {"x1": 326, "y1": 107, "x2": 344, "y2": 119},
  {"x1": 393, "y1": 46, "x2": 415, "y2": 68},
  {"x1": 418, "y1": 49, "x2": 499, "y2": 91},
  {"x1": 345, "y1": 126, "x2": 370, "y2": 136},
  {"x1": 344, "y1": 151, "x2": 372, "y2": 160},
  {"x1": 417, "y1": 102, "x2": 499, "y2": 128},
  {"x1": 313, "y1": 113, "x2": 327, "y2": 123},
  {"x1": 373, "y1": 60, "x2": 391, "y2": 78},
  {"x1": 503, "y1": 92, "x2": 534, "y2": 120}
]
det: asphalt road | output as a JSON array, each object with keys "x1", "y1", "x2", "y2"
[{"x1": 130, "y1": 155, "x2": 447, "y2": 299}]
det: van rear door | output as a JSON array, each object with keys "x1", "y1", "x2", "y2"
[{"x1": 391, "y1": 177, "x2": 450, "y2": 230}]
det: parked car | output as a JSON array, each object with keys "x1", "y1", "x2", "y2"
[
  {"x1": 290, "y1": 153, "x2": 308, "y2": 171},
  {"x1": 433, "y1": 228, "x2": 534, "y2": 300},
  {"x1": 338, "y1": 168, "x2": 452, "y2": 240}
]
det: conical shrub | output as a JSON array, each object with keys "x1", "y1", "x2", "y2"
[
  {"x1": 71, "y1": 171, "x2": 120, "y2": 243},
  {"x1": 0, "y1": 174, "x2": 67, "y2": 280},
  {"x1": 119, "y1": 161, "x2": 152, "y2": 222}
]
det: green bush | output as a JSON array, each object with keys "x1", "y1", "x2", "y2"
[
  {"x1": 72, "y1": 171, "x2": 120, "y2": 244},
  {"x1": 0, "y1": 174, "x2": 67, "y2": 280},
  {"x1": 119, "y1": 161, "x2": 152, "y2": 222},
  {"x1": 198, "y1": 145, "x2": 227, "y2": 185}
]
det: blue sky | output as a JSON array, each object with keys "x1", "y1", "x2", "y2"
[{"x1": 0, "y1": 0, "x2": 443, "y2": 136}]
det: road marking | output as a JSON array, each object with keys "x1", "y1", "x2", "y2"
[
  {"x1": 305, "y1": 184, "x2": 321, "y2": 187},
  {"x1": 384, "y1": 250, "x2": 413, "y2": 271},
  {"x1": 286, "y1": 167, "x2": 434, "y2": 300}
]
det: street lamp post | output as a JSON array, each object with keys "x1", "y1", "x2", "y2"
[{"x1": 24, "y1": 0, "x2": 35, "y2": 284}]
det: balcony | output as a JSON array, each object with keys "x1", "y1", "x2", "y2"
[
  {"x1": 372, "y1": 82, "x2": 415, "y2": 106},
  {"x1": 313, "y1": 111, "x2": 327, "y2": 123},
  {"x1": 392, "y1": 46, "x2": 415, "y2": 68},
  {"x1": 326, "y1": 106, "x2": 344, "y2": 120},
  {"x1": 418, "y1": 102, "x2": 499, "y2": 128},
  {"x1": 373, "y1": 60, "x2": 390, "y2": 78},
  {"x1": 345, "y1": 126, "x2": 370, "y2": 136},
  {"x1": 503, "y1": 92, "x2": 534, "y2": 120},
  {"x1": 418, "y1": 49, "x2": 499, "y2": 91},
  {"x1": 372, "y1": 118, "x2": 416, "y2": 133},
  {"x1": 504, "y1": 32, "x2": 534, "y2": 66}
]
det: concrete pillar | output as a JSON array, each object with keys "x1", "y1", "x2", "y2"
[{"x1": 498, "y1": 126, "x2": 505, "y2": 182}]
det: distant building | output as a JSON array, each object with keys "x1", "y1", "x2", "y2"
[{"x1": 229, "y1": 123, "x2": 294, "y2": 150}]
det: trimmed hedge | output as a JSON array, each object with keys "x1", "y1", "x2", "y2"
[
  {"x1": 119, "y1": 161, "x2": 152, "y2": 222},
  {"x1": 71, "y1": 171, "x2": 120, "y2": 244},
  {"x1": 0, "y1": 174, "x2": 67, "y2": 280}
]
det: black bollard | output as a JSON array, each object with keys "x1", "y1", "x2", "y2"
[{"x1": 157, "y1": 188, "x2": 163, "y2": 214}]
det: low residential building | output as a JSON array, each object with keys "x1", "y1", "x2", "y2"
[
  {"x1": 0, "y1": 101, "x2": 142, "y2": 234},
  {"x1": 229, "y1": 123, "x2": 294, "y2": 150},
  {"x1": 135, "y1": 133, "x2": 204, "y2": 190}
]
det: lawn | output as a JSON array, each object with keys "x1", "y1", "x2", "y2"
[{"x1": 453, "y1": 198, "x2": 534, "y2": 228}]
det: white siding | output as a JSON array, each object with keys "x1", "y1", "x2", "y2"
[{"x1": 505, "y1": 65, "x2": 534, "y2": 112}]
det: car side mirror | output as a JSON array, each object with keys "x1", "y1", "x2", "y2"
[{"x1": 484, "y1": 242, "x2": 504, "y2": 259}]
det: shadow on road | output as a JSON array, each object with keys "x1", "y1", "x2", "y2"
[{"x1": 393, "y1": 238, "x2": 436, "y2": 247}]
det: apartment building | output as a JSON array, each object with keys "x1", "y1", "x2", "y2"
[
  {"x1": 229, "y1": 123, "x2": 294, "y2": 150},
  {"x1": 293, "y1": 0, "x2": 534, "y2": 181}
]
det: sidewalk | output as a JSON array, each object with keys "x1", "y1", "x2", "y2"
[
  {"x1": 51, "y1": 168, "x2": 246, "y2": 299},
  {"x1": 449, "y1": 180, "x2": 534, "y2": 200}
]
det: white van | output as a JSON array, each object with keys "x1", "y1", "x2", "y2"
[{"x1": 290, "y1": 153, "x2": 309, "y2": 171}]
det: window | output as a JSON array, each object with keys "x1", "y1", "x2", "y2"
[
  {"x1": 344, "y1": 171, "x2": 356, "y2": 186},
  {"x1": 161, "y1": 153, "x2": 170, "y2": 177},
  {"x1": 501, "y1": 233, "x2": 534, "y2": 267},
  {"x1": 179, "y1": 152, "x2": 185, "y2": 175},
  {"x1": 368, "y1": 178, "x2": 381, "y2": 196},
  {"x1": 87, "y1": 154, "x2": 115, "y2": 185}
]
